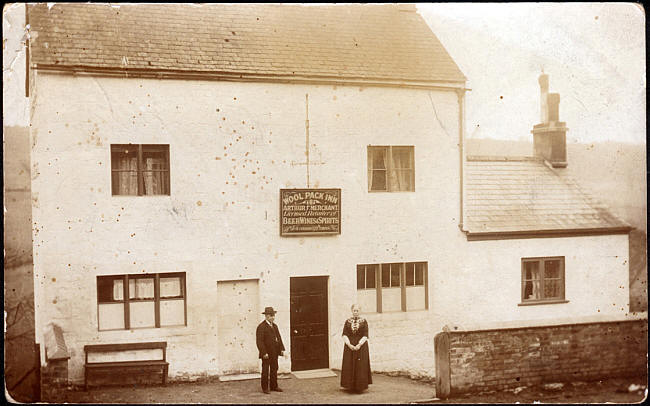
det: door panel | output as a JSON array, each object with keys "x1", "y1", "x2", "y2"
[
  {"x1": 217, "y1": 279, "x2": 259, "y2": 375},
  {"x1": 290, "y1": 276, "x2": 329, "y2": 371}
]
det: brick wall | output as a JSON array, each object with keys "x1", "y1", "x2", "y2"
[
  {"x1": 435, "y1": 319, "x2": 648, "y2": 398},
  {"x1": 40, "y1": 359, "x2": 68, "y2": 402}
]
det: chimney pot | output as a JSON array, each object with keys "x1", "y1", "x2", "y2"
[
  {"x1": 548, "y1": 93, "x2": 560, "y2": 122},
  {"x1": 539, "y1": 74, "x2": 549, "y2": 123},
  {"x1": 538, "y1": 74, "x2": 549, "y2": 90}
]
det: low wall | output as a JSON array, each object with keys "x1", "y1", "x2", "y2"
[{"x1": 435, "y1": 319, "x2": 648, "y2": 398}]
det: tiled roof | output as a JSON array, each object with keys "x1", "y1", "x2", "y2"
[
  {"x1": 28, "y1": 3, "x2": 465, "y2": 83},
  {"x1": 464, "y1": 156, "x2": 631, "y2": 236}
]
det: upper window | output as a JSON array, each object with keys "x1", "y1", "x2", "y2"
[
  {"x1": 368, "y1": 146, "x2": 414, "y2": 192},
  {"x1": 97, "y1": 272, "x2": 186, "y2": 330},
  {"x1": 111, "y1": 144, "x2": 170, "y2": 196},
  {"x1": 357, "y1": 261, "x2": 427, "y2": 313},
  {"x1": 521, "y1": 257, "x2": 565, "y2": 304}
]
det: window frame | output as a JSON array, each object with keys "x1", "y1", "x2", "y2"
[
  {"x1": 367, "y1": 145, "x2": 415, "y2": 192},
  {"x1": 110, "y1": 144, "x2": 171, "y2": 196},
  {"x1": 519, "y1": 256, "x2": 566, "y2": 305},
  {"x1": 97, "y1": 272, "x2": 187, "y2": 331},
  {"x1": 356, "y1": 261, "x2": 428, "y2": 313}
]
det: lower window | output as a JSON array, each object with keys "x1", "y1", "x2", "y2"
[
  {"x1": 356, "y1": 262, "x2": 427, "y2": 313},
  {"x1": 97, "y1": 272, "x2": 186, "y2": 330},
  {"x1": 521, "y1": 257, "x2": 565, "y2": 303}
]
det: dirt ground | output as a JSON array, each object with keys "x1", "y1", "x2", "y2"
[
  {"x1": 434, "y1": 376, "x2": 648, "y2": 404},
  {"x1": 53, "y1": 371, "x2": 647, "y2": 404}
]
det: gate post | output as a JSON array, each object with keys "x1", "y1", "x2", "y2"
[{"x1": 434, "y1": 332, "x2": 450, "y2": 399}]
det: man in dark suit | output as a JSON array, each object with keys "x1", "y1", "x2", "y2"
[{"x1": 256, "y1": 306, "x2": 285, "y2": 394}]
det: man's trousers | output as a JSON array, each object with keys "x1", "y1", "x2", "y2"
[{"x1": 260, "y1": 356, "x2": 279, "y2": 391}]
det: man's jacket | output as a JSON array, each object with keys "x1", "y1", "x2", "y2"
[{"x1": 256, "y1": 320, "x2": 285, "y2": 359}]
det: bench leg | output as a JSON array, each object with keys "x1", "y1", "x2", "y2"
[
  {"x1": 163, "y1": 365, "x2": 168, "y2": 386},
  {"x1": 84, "y1": 368, "x2": 88, "y2": 391}
]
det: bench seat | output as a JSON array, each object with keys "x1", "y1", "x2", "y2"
[
  {"x1": 84, "y1": 342, "x2": 168, "y2": 390},
  {"x1": 86, "y1": 360, "x2": 169, "y2": 369}
]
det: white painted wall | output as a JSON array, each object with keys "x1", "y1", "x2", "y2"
[
  {"x1": 30, "y1": 72, "x2": 632, "y2": 382},
  {"x1": 30, "y1": 72, "x2": 463, "y2": 382},
  {"x1": 432, "y1": 234, "x2": 631, "y2": 331}
]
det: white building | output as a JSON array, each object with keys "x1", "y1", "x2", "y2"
[{"x1": 27, "y1": 3, "x2": 634, "y2": 384}]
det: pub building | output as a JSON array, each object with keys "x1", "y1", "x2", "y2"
[{"x1": 27, "y1": 3, "x2": 633, "y2": 385}]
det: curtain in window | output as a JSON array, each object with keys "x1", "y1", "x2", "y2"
[
  {"x1": 143, "y1": 155, "x2": 166, "y2": 195},
  {"x1": 129, "y1": 278, "x2": 155, "y2": 299},
  {"x1": 390, "y1": 147, "x2": 413, "y2": 191},
  {"x1": 113, "y1": 279, "x2": 124, "y2": 301},
  {"x1": 544, "y1": 260, "x2": 561, "y2": 298},
  {"x1": 524, "y1": 263, "x2": 541, "y2": 300},
  {"x1": 114, "y1": 153, "x2": 138, "y2": 195}
]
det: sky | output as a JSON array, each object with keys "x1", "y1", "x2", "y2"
[
  {"x1": 417, "y1": 3, "x2": 646, "y2": 144},
  {"x1": 3, "y1": 3, "x2": 646, "y2": 144}
]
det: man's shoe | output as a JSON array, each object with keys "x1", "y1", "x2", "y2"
[
  {"x1": 262, "y1": 389, "x2": 270, "y2": 394},
  {"x1": 271, "y1": 388, "x2": 283, "y2": 392}
]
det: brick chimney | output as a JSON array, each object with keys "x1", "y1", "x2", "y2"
[{"x1": 531, "y1": 74, "x2": 568, "y2": 168}]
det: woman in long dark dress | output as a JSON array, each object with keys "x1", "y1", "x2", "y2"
[{"x1": 340, "y1": 304, "x2": 372, "y2": 393}]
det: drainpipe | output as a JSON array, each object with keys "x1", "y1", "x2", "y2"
[{"x1": 456, "y1": 88, "x2": 466, "y2": 231}]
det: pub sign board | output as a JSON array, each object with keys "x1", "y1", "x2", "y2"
[{"x1": 280, "y1": 189, "x2": 341, "y2": 236}]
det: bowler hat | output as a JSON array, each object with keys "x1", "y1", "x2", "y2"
[{"x1": 262, "y1": 306, "x2": 277, "y2": 315}]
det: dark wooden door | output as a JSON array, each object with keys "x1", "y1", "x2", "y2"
[{"x1": 290, "y1": 276, "x2": 329, "y2": 371}]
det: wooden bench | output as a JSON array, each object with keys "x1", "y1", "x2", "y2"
[{"x1": 84, "y1": 342, "x2": 168, "y2": 390}]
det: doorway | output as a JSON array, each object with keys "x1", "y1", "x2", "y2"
[
  {"x1": 289, "y1": 276, "x2": 329, "y2": 371},
  {"x1": 216, "y1": 279, "x2": 260, "y2": 375}
]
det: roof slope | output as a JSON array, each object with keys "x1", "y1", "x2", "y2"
[
  {"x1": 464, "y1": 157, "x2": 631, "y2": 237},
  {"x1": 28, "y1": 3, "x2": 465, "y2": 83}
]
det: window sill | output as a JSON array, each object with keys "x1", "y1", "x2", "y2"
[
  {"x1": 368, "y1": 190, "x2": 415, "y2": 193},
  {"x1": 98, "y1": 324, "x2": 187, "y2": 332},
  {"x1": 518, "y1": 300, "x2": 569, "y2": 306},
  {"x1": 111, "y1": 195, "x2": 171, "y2": 198}
]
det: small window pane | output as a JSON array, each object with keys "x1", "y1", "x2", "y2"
[
  {"x1": 98, "y1": 276, "x2": 124, "y2": 302},
  {"x1": 142, "y1": 146, "x2": 169, "y2": 169},
  {"x1": 544, "y1": 280, "x2": 561, "y2": 299},
  {"x1": 129, "y1": 277, "x2": 155, "y2": 299},
  {"x1": 160, "y1": 276, "x2": 182, "y2": 298},
  {"x1": 406, "y1": 263, "x2": 415, "y2": 286},
  {"x1": 371, "y1": 170, "x2": 387, "y2": 191},
  {"x1": 366, "y1": 266, "x2": 376, "y2": 289},
  {"x1": 544, "y1": 260, "x2": 561, "y2": 279},
  {"x1": 391, "y1": 147, "x2": 412, "y2": 169},
  {"x1": 381, "y1": 264, "x2": 390, "y2": 288},
  {"x1": 415, "y1": 263, "x2": 425, "y2": 285},
  {"x1": 111, "y1": 145, "x2": 138, "y2": 196},
  {"x1": 129, "y1": 301, "x2": 155, "y2": 328},
  {"x1": 406, "y1": 286, "x2": 426, "y2": 311},
  {"x1": 524, "y1": 261, "x2": 540, "y2": 280},
  {"x1": 142, "y1": 145, "x2": 170, "y2": 195},
  {"x1": 370, "y1": 147, "x2": 387, "y2": 169},
  {"x1": 160, "y1": 300, "x2": 185, "y2": 326},
  {"x1": 98, "y1": 303, "x2": 125, "y2": 330},
  {"x1": 390, "y1": 264, "x2": 401, "y2": 287},
  {"x1": 357, "y1": 266, "x2": 364, "y2": 290},
  {"x1": 369, "y1": 147, "x2": 388, "y2": 191},
  {"x1": 389, "y1": 147, "x2": 414, "y2": 192}
]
